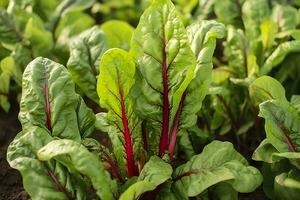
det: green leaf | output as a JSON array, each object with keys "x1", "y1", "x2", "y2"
[
  {"x1": 259, "y1": 100, "x2": 300, "y2": 154},
  {"x1": 38, "y1": 139, "x2": 117, "y2": 200},
  {"x1": 187, "y1": 20, "x2": 225, "y2": 63},
  {"x1": 252, "y1": 139, "x2": 279, "y2": 163},
  {"x1": 67, "y1": 26, "x2": 108, "y2": 103},
  {"x1": 274, "y1": 171, "x2": 300, "y2": 199},
  {"x1": 101, "y1": 20, "x2": 134, "y2": 50},
  {"x1": 174, "y1": 141, "x2": 262, "y2": 196},
  {"x1": 0, "y1": 7, "x2": 22, "y2": 43},
  {"x1": 24, "y1": 16, "x2": 53, "y2": 56},
  {"x1": 214, "y1": 0, "x2": 245, "y2": 28},
  {"x1": 212, "y1": 182, "x2": 238, "y2": 200},
  {"x1": 242, "y1": 0, "x2": 270, "y2": 40},
  {"x1": 291, "y1": 95, "x2": 300, "y2": 113},
  {"x1": 272, "y1": 4, "x2": 299, "y2": 31},
  {"x1": 130, "y1": 0, "x2": 197, "y2": 154},
  {"x1": 0, "y1": 56, "x2": 21, "y2": 112},
  {"x1": 54, "y1": 10, "x2": 95, "y2": 62},
  {"x1": 179, "y1": 20, "x2": 224, "y2": 130},
  {"x1": 19, "y1": 57, "x2": 95, "y2": 141},
  {"x1": 223, "y1": 26, "x2": 248, "y2": 77},
  {"x1": 260, "y1": 40, "x2": 300, "y2": 75},
  {"x1": 193, "y1": 0, "x2": 214, "y2": 20},
  {"x1": 249, "y1": 75, "x2": 287, "y2": 105},
  {"x1": 119, "y1": 156, "x2": 172, "y2": 200},
  {"x1": 97, "y1": 48, "x2": 141, "y2": 177},
  {"x1": 7, "y1": 127, "x2": 86, "y2": 200},
  {"x1": 260, "y1": 20, "x2": 277, "y2": 51}
]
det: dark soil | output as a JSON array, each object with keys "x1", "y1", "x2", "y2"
[{"x1": 0, "y1": 97, "x2": 28, "y2": 200}]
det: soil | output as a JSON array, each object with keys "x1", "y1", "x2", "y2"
[{"x1": 0, "y1": 97, "x2": 28, "y2": 200}]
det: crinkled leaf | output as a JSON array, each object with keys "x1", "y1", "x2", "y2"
[
  {"x1": 174, "y1": 141, "x2": 262, "y2": 196},
  {"x1": 19, "y1": 57, "x2": 95, "y2": 141},
  {"x1": 7, "y1": 127, "x2": 86, "y2": 200},
  {"x1": 131, "y1": 0, "x2": 196, "y2": 154},
  {"x1": 97, "y1": 48, "x2": 141, "y2": 177},
  {"x1": 179, "y1": 20, "x2": 225, "y2": 129},
  {"x1": 119, "y1": 156, "x2": 172, "y2": 200},
  {"x1": 101, "y1": 20, "x2": 134, "y2": 50},
  {"x1": 38, "y1": 139, "x2": 117, "y2": 200},
  {"x1": 249, "y1": 75, "x2": 287, "y2": 105},
  {"x1": 67, "y1": 26, "x2": 108, "y2": 103},
  {"x1": 224, "y1": 26, "x2": 248, "y2": 77}
]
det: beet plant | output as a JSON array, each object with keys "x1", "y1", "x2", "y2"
[{"x1": 7, "y1": 0, "x2": 263, "y2": 199}]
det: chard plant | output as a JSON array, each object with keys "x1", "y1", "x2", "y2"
[
  {"x1": 250, "y1": 76, "x2": 300, "y2": 200},
  {"x1": 7, "y1": 0, "x2": 263, "y2": 199}
]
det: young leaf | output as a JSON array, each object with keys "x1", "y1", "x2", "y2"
[
  {"x1": 259, "y1": 100, "x2": 300, "y2": 154},
  {"x1": 168, "y1": 20, "x2": 224, "y2": 158},
  {"x1": 38, "y1": 139, "x2": 117, "y2": 200},
  {"x1": 131, "y1": 0, "x2": 197, "y2": 155},
  {"x1": 19, "y1": 57, "x2": 95, "y2": 141},
  {"x1": 249, "y1": 75, "x2": 287, "y2": 105},
  {"x1": 97, "y1": 48, "x2": 140, "y2": 178},
  {"x1": 119, "y1": 156, "x2": 172, "y2": 200},
  {"x1": 174, "y1": 141, "x2": 262, "y2": 197},
  {"x1": 67, "y1": 26, "x2": 108, "y2": 103},
  {"x1": 101, "y1": 20, "x2": 134, "y2": 50}
]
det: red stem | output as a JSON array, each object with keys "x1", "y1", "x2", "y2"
[
  {"x1": 44, "y1": 75, "x2": 68, "y2": 197},
  {"x1": 47, "y1": 170, "x2": 69, "y2": 199},
  {"x1": 159, "y1": 29, "x2": 170, "y2": 156},
  {"x1": 44, "y1": 78, "x2": 52, "y2": 131},
  {"x1": 118, "y1": 79, "x2": 136, "y2": 177},
  {"x1": 279, "y1": 124, "x2": 298, "y2": 153},
  {"x1": 103, "y1": 158, "x2": 124, "y2": 182},
  {"x1": 168, "y1": 93, "x2": 186, "y2": 159}
]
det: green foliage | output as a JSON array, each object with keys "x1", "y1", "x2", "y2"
[{"x1": 7, "y1": 0, "x2": 300, "y2": 199}]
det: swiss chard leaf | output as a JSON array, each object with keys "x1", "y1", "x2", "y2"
[
  {"x1": 97, "y1": 48, "x2": 141, "y2": 178},
  {"x1": 38, "y1": 139, "x2": 117, "y2": 200},
  {"x1": 7, "y1": 127, "x2": 86, "y2": 200},
  {"x1": 259, "y1": 100, "x2": 300, "y2": 155},
  {"x1": 131, "y1": 0, "x2": 197, "y2": 156},
  {"x1": 101, "y1": 20, "x2": 134, "y2": 50},
  {"x1": 174, "y1": 141, "x2": 262, "y2": 197},
  {"x1": 19, "y1": 57, "x2": 95, "y2": 141},
  {"x1": 119, "y1": 156, "x2": 172, "y2": 200},
  {"x1": 67, "y1": 26, "x2": 108, "y2": 103}
]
